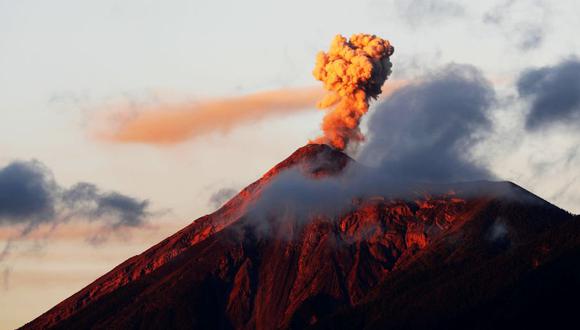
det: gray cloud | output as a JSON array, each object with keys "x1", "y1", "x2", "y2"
[
  {"x1": 517, "y1": 58, "x2": 580, "y2": 130},
  {"x1": 517, "y1": 24, "x2": 544, "y2": 51},
  {"x1": 245, "y1": 63, "x2": 580, "y2": 234},
  {"x1": 248, "y1": 64, "x2": 504, "y2": 227},
  {"x1": 248, "y1": 164, "x2": 429, "y2": 224},
  {"x1": 482, "y1": 0, "x2": 514, "y2": 25},
  {"x1": 208, "y1": 187, "x2": 238, "y2": 209},
  {"x1": 248, "y1": 163, "x2": 530, "y2": 239},
  {"x1": 359, "y1": 64, "x2": 496, "y2": 183},
  {"x1": 483, "y1": 0, "x2": 548, "y2": 51},
  {"x1": 63, "y1": 183, "x2": 150, "y2": 229},
  {"x1": 0, "y1": 161, "x2": 57, "y2": 225},
  {"x1": 394, "y1": 0, "x2": 465, "y2": 26},
  {"x1": 0, "y1": 160, "x2": 151, "y2": 233}
]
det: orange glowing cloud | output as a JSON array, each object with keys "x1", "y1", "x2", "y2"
[
  {"x1": 93, "y1": 81, "x2": 409, "y2": 145},
  {"x1": 95, "y1": 87, "x2": 325, "y2": 144}
]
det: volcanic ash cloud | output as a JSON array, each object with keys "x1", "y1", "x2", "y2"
[{"x1": 312, "y1": 34, "x2": 394, "y2": 150}]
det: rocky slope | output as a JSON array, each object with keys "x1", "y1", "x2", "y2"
[
  {"x1": 314, "y1": 196, "x2": 580, "y2": 329},
  {"x1": 23, "y1": 144, "x2": 578, "y2": 330}
]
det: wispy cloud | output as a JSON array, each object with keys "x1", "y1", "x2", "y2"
[
  {"x1": 2, "y1": 267, "x2": 10, "y2": 291},
  {"x1": 483, "y1": 0, "x2": 549, "y2": 51},
  {"x1": 394, "y1": 0, "x2": 465, "y2": 27},
  {"x1": 208, "y1": 187, "x2": 238, "y2": 209}
]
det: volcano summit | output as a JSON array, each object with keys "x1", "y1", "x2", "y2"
[{"x1": 23, "y1": 144, "x2": 580, "y2": 330}]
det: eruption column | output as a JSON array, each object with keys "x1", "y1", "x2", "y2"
[{"x1": 312, "y1": 34, "x2": 394, "y2": 150}]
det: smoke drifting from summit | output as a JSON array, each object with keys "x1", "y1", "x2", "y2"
[
  {"x1": 359, "y1": 64, "x2": 496, "y2": 183},
  {"x1": 96, "y1": 87, "x2": 324, "y2": 144},
  {"x1": 312, "y1": 34, "x2": 394, "y2": 150},
  {"x1": 94, "y1": 83, "x2": 408, "y2": 146}
]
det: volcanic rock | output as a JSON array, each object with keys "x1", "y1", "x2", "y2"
[{"x1": 23, "y1": 144, "x2": 579, "y2": 330}]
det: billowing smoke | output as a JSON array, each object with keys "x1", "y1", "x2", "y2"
[
  {"x1": 312, "y1": 34, "x2": 394, "y2": 150},
  {"x1": 249, "y1": 63, "x2": 506, "y2": 227},
  {"x1": 359, "y1": 64, "x2": 496, "y2": 183}
]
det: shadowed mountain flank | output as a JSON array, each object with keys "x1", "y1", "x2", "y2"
[{"x1": 23, "y1": 145, "x2": 578, "y2": 330}]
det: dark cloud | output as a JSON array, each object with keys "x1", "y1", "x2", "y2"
[
  {"x1": 0, "y1": 161, "x2": 57, "y2": 225},
  {"x1": 245, "y1": 62, "x2": 577, "y2": 234},
  {"x1": 394, "y1": 0, "x2": 464, "y2": 26},
  {"x1": 249, "y1": 163, "x2": 529, "y2": 239},
  {"x1": 63, "y1": 183, "x2": 150, "y2": 229},
  {"x1": 359, "y1": 64, "x2": 496, "y2": 183},
  {"x1": 248, "y1": 164, "x2": 428, "y2": 224},
  {"x1": 0, "y1": 160, "x2": 151, "y2": 233},
  {"x1": 250, "y1": 65, "x2": 502, "y2": 227},
  {"x1": 517, "y1": 58, "x2": 580, "y2": 130},
  {"x1": 208, "y1": 188, "x2": 238, "y2": 209}
]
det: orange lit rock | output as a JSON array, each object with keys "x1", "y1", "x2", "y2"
[{"x1": 24, "y1": 145, "x2": 579, "y2": 330}]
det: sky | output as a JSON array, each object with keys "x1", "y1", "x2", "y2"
[{"x1": 1, "y1": 0, "x2": 580, "y2": 328}]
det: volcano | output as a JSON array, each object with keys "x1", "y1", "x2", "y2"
[{"x1": 23, "y1": 145, "x2": 580, "y2": 330}]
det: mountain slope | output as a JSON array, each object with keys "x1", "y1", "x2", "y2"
[
  {"x1": 23, "y1": 144, "x2": 350, "y2": 329},
  {"x1": 23, "y1": 145, "x2": 577, "y2": 330},
  {"x1": 314, "y1": 197, "x2": 580, "y2": 329}
]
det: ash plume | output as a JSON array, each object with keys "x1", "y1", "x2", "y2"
[
  {"x1": 312, "y1": 34, "x2": 394, "y2": 150},
  {"x1": 250, "y1": 64, "x2": 503, "y2": 225},
  {"x1": 359, "y1": 64, "x2": 496, "y2": 183},
  {"x1": 96, "y1": 87, "x2": 324, "y2": 144}
]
